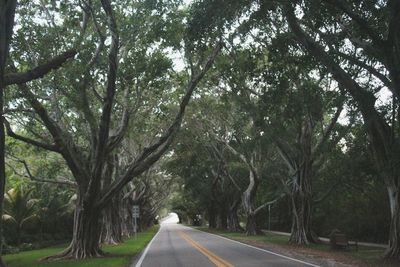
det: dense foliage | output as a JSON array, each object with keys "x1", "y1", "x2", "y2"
[{"x1": 0, "y1": 0, "x2": 398, "y2": 264}]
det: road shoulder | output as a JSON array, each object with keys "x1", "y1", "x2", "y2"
[{"x1": 189, "y1": 226, "x2": 388, "y2": 267}]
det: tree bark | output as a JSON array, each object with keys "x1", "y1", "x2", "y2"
[
  {"x1": 208, "y1": 205, "x2": 217, "y2": 229},
  {"x1": 101, "y1": 197, "x2": 123, "y2": 245},
  {"x1": 386, "y1": 184, "x2": 400, "y2": 259},
  {"x1": 245, "y1": 214, "x2": 260, "y2": 236},
  {"x1": 242, "y1": 169, "x2": 261, "y2": 235},
  {"x1": 227, "y1": 199, "x2": 243, "y2": 232},
  {"x1": 216, "y1": 208, "x2": 227, "y2": 230},
  {"x1": 0, "y1": 1, "x2": 17, "y2": 266},
  {"x1": 44, "y1": 190, "x2": 103, "y2": 260},
  {"x1": 289, "y1": 189, "x2": 314, "y2": 245},
  {"x1": 289, "y1": 119, "x2": 317, "y2": 245}
]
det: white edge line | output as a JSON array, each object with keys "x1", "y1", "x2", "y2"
[
  {"x1": 187, "y1": 226, "x2": 320, "y2": 267},
  {"x1": 134, "y1": 225, "x2": 162, "y2": 267}
]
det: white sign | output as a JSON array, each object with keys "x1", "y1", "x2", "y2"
[{"x1": 133, "y1": 205, "x2": 140, "y2": 218}]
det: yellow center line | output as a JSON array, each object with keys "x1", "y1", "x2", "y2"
[{"x1": 178, "y1": 230, "x2": 235, "y2": 267}]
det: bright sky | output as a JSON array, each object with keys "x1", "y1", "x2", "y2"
[{"x1": 162, "y1": 213, "x2": 180, "y2": 224}]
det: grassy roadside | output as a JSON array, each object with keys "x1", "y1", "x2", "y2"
[
  {"x1": 4, "y1": 225, "x2": 159, "y2": 267},
  {"x1": 192, "y1": 226, "x2": 392, "y2": 267}
]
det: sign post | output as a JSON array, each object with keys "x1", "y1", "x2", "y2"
[
  {"x1": 133, "y1": 205, "x2": 140, "y2": 239},
  {"x1": 268, "y1": 204, "x2": 271, "y2": 231}
]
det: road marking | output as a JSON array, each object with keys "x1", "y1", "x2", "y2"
[
  {"x1": 178, "y1": 230, "x2": 235, "y2": 267},
  {"x1": 134, "y1": 225, "x2": 162, "y2": 267},
  {"x1": 187, "y1": 226, "x2": 320, "y2": 267}
]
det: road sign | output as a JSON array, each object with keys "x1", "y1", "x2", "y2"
[
  {"x1": 133, "y1": 205, "x2": 140, "y2": 239},
  {"x1": 133, "y1": 205, "x2": 140, "y2": 218}
]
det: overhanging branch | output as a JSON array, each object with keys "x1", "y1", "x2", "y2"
[
  {"x1": 4, "y1": 119, "x2": 60, "y2": 152},
  {"x1": 4, "y1": 50, "x2": 77, "y2": 86},
  {"x1": 95, "y1": 42, "x2": 223, "y2": 209},
  {"x1": 6, "y1": 158, "x2": 76, "y2": 187}
]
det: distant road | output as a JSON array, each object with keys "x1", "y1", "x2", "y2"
[{"x1": 133, "y1": 222, "x2": 319, "y2": 267}]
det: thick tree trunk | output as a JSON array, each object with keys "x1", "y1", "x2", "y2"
[
  {"x1": 242, "y1": 169, "x2": 261, "y2": 235},
  {"x1": 227, "y1": 211, "x2": 243, "y2": 232},
  {"x1": 100, "y1": 158, "x2": 123, "y2": 244},
  {"x1": 208, "y1": 206, "x2": 217, "y2": 229},
  {"x1": 1, "y1": 2, "x2": 17, "y2": 266},
  {"x1": 227, "y1": 199, "x2": 243, "y2": 232},
  {"x1": 245, "y1": 214, "x2": 260, "y2": 236},
  {"x1": 289, "y1": 192, "x2": 314, "y2": 245},
  {"x1": 16, "y1": 227, "x2": 21, "y2": 247},
  {"x1": 367, "y1": 119, "x2": 400, "y2": 259},
  {"x1": 101, "y1": 197, "x2": 122, "y2": 245},
  {"x1": 0, "y1": 87, "x2": 5, "y2": 267},
  {"x1": 45, "y1": 191, "x2": 103, "y2": 260},
  {"x1": 289, "y1": 119, "x2": 317, "y2": 245},
  {"x1": 385, "y1": 184, "x2": 400, "y2": 259},
  {"x1": 216, "y1": 209, "x2": 227, "y2": 230},
  {"x1": 122, "y1": 198, "x2": 136, "y2": 237}
]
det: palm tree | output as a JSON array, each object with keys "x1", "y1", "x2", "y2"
[{"x1": 2, "y1": 187, "x2": 38, "y2": 246}]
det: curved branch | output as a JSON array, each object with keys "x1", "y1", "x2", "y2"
[
  {"x1": 312, "y1": 97, "x2": 344, "y2": 156},
  {"x1": 91, "y1": 0, "x2": 120, "y2": 183},
  {"x1": 4, "y1": 119, "x2": 60, "y2": 152},
  {"x1": 96, "y1": 42, "x2": 223, "y2": 209},
  {"x1": 6, "y1": 160, "x2": 76, "y2": 187},
  {"x1": 107, "y1": 85, "x2": 131, "y2": 151},
  {"x1": 254, "y1": 193, "x2": 286, "y2": 215},
  {"x1": 333, "y1": 50, "x2": 394, "y2": 93},
  {"x1": 4, "y1": 50, "x2": 77, "y2": 86},
  {"x1": 326, "y1": 0, "x2": 385, "y2": 48}
]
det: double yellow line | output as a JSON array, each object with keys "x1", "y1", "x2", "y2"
[{"x1": 178, "y1": 230, "x2": 234, "y2": 267}]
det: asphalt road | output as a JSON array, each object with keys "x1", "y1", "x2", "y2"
[{"x1": 132, "y1": 221, "x2": 320, "y2": 267}]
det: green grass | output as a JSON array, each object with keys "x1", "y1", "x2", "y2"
[
  {"x1": 193, "y1": 226, "x2": 389, "y2": 266},
  {"x1": 4, "y1": 226, "x2": 159, "y2": 267}
]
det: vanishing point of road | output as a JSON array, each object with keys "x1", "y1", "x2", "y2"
[{"x1": 132, "y1": 215, "x2": 320, "y2": 267}]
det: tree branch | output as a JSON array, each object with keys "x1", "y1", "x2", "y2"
[
  {"x1": 254, "y1": 193, "x2": 286, "y2": 215},
  {"x1": 4, "y1": 50, "x2": 77, "y2": 86},
  {"x1": 107, "y1": 85, "x2": 131, "y2": 151},
  {"x1": 333, "y1": 50, "x2": 393, "y2": 91},
  {"x1": 312, "y1": 96, "x2": 344, "y2": 156},
  {"x1": 96, "y1": 42, "x2": 223, "y2": 209},
  {"x1": 209, "y1": 143, "x2": 241, "y2": 192},
  {"x1": 313, "y1": 181, "x2": 340, "y2": 204},
  {"x1": 326, "y1": 0, "x2": 385, "y2": 47},
  {"x1": 6, "y1": 159, "x2": 76, "y2": 187},
  {"x1": 283, "y1": 3, "x2": 379, "y2": 118},
  {"x1": 92, "y1": 0, "x2": 120, "y2": 184},
  {"x1": 275, "y1": 139, "x2": 297, "y2": 174},
  {"x1": 4, "y1": 119, "x2": 60, "y2": 152},
  {"x1": 17, "y1": 83, "x2": 88, "y2": 185}
]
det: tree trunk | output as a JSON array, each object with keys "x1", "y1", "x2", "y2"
[
  {"x1": 289, "y1": 119, "x2": 317, "y2": 245},
  {"x1": 216, "y1": 205, "x2": 228, "y2": 230},
  {"x1": 385, "y1": 184, "x2": 400, "y2": 259},
  {"x1": 289, "y1": 192, "x2": 314, "y2": 245},
  {"x1": 100, "y1": 158, "x2": 123, "y2": 245},
  {"x1": 16, "y1": 226, "x2": 21, "y2": 247},
  {"x1": 0, "y1": 2, "x2": 17, "y2": 266},
  {"x1": 122, "y1": 198, "x2": 135, "y2": 237},
  {"x1": 0, "y1": 86, "x2": 5, "y2": 266},
  {"x1": 101, "y1": 197, "x2": 122, "y2": 245},
  {"x1": 44, "y1": 190, "x2": 103, "y2": 260},
  {"x1": 208, "y1": 206, "x2": 217, "y2": 229},
  {"x1": 242, "y1": 169, "x2": 261, "y2": 235},
  {"x1": 245, "y1": 214, "x2": 260, "y2": 236},
  {"x1": 227, "y1": 199, "x2": 243, "y2": 232}
]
